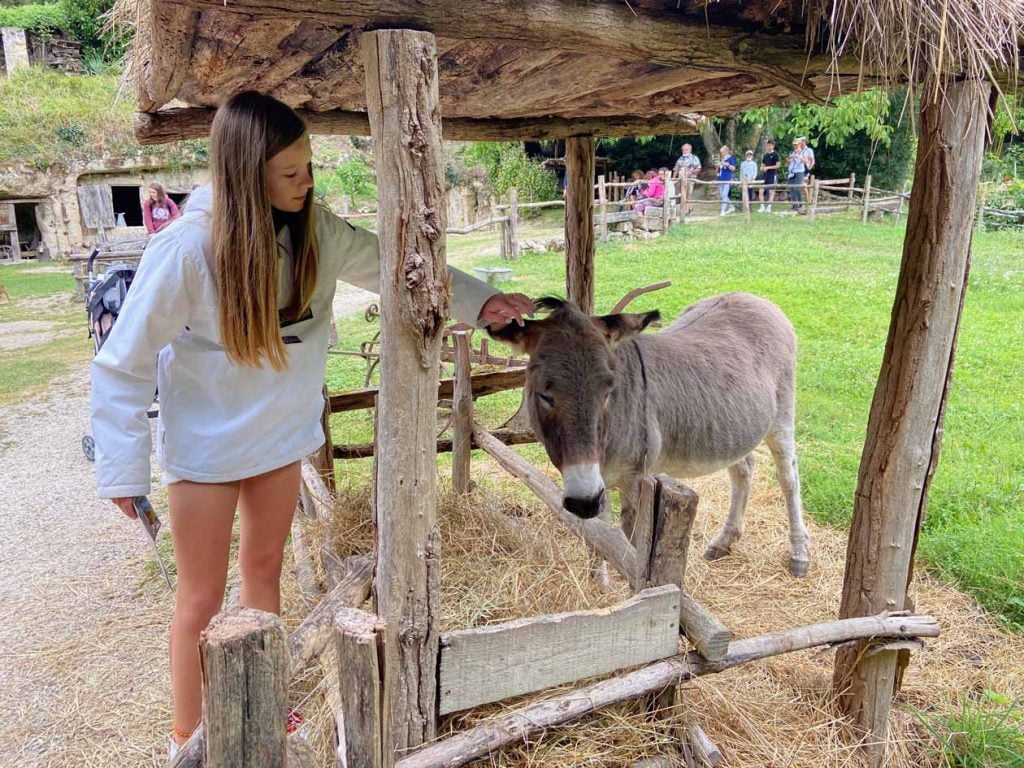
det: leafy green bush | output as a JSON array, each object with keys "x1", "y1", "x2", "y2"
[
  {"x1": 60, "y1": 0, "x2": 126, "y2": 61},
  {"x1": 314, "y1": 158, "x2": 377, "y2": 204},
  {"x1": 0, "y1": 3, "x2": 67, "y2": 34},
  {"x1": 461, "y1": 142, "x2": 559, "y2": 202}
]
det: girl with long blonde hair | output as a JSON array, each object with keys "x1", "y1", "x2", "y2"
[{"x1": 90, "y1": 91, "x2": 530, "y2": 757}]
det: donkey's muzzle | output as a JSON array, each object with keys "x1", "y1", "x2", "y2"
[{"x1": 563, "y1": 489, "x2": 605, "y2": 519}]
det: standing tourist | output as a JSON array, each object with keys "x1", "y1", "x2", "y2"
[
  {"x1": 142, "y1": 183, "x2": 180, "y2": 235},
  {"x1": 758, "y1": 140, "x2": 780, "y2": 212},
  {"x1": 717, "y1": 145, "x2": 737, "y2": 216},
  {"x1": 787, "y1": 139, "x2": 806, "y2": 212},
  {"x1": 673, "y1": 143, "x2": 701, "y2": 215}
]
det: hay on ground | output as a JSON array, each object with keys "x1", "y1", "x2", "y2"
[{"x1": 298, "y1": 448, "x2": 1024, "y2": 767}]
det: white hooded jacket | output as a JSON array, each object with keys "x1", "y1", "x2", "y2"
[{"x1": 90, "y1": 186, "x2": 497, "y2": 498}]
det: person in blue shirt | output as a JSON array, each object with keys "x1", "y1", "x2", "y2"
[{"x1": 717, "y1": 145, "x2": 737, "y2": 216}]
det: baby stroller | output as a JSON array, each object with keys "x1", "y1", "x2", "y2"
[{"x1": 81, "y1": 249, "x2": 146, "y2": 461}]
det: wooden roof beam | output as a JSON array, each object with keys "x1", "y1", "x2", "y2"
[
  {"x1": 133, "y1": 107, "x2": 702, "y2": 144},
  {"x1": 179, "y1": 0, "x2": 848, "y2": 99}
]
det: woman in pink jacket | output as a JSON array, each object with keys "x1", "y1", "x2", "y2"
[{"x1": 142, "y1": 182, "x2": 180, "y2": 235}]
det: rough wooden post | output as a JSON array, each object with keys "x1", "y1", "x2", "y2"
[
  {"x1": 507, "y1": 187, "x2": 519, "y2": 260},
  {"x1": 363, "y1": 29, "x2": 445, "y2": 762},
  {"x1": 565, "y1": 135, "x2": 596, "y2": 313},
  {"x1": 451, "y1": 331, "x2": 473, "y2": 494},
  {"x1": 647, "y1": 476, "x2": 698, "y2": 591},
  {"x1": 847, "y1": 172, "x2": 856, "y2": 211},
  {"x1": 807, "y1": 178, "x2": 820, "y2": 223},
  {"x1": 834, "y1": 78, "x2": 992, "y2": 768},
  {"x1": 740, "y1": 179, "x2": 751, "y2": 222},
  {"x1": 334, "y1": 608, "x2": 385, "y2": 768},
  {"x1": 311, "y1": 384, "x2": 337, "y2": 493},
  {"x1": 861, "y1": 174, "x2": 873, "y2": 224},
  {"x1": 598, "y1": 174, "x2": 609, "y2": 242},
  {"x1": 201, "y1": 608, "x2": 290, "y2": 768},
  {"x1": 499, "y1": 217, "x2": 510, "y2": 260}
]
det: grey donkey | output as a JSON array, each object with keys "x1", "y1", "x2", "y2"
[{"x1": 490, "y1": 292, "x2": 811, "y2": 577}]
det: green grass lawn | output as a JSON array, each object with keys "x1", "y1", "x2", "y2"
[
  {"x1": 0, "y1": 264, "x2": 93, "y2": 409},
  {"x1": 328, "y1": 210, "x2": 1024, "y2": 629}
]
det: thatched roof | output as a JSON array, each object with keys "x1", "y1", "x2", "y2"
[{"x1": 119, "y1": 0, "x2": 1023, "y2": 145}]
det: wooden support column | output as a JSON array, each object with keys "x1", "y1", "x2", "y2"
[
  {"x1": 565, "y1": 136, "x2": 596, "y2": 313},
  {"x1": 201, "y1": 609, "x2": 290, "y2": 768},
  {"x1": 311, "y1": 384, "x2": 337, "y2": 492},
  {"x1": 861, "y1": 174, "x2": 873, "y2": 224},
  {"x1": 833, "y1": 78, "x2": 992, "y2": 767},
  {"x1": 363, "y1": 29, "x2": 446, "y2": 763}
]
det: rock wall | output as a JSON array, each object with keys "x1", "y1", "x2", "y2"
[
  {"x1": 1, "y1": 27, "x2": 29, "y2": 75},
  {"x1": 0, "y1": 158, "x2": 207, "y2": 259}
]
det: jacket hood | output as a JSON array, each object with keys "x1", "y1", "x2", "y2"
[{"x1": 182, "y1": 184, "x2": 213, "y2": 216}]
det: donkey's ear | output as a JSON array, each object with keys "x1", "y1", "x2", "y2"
[
  {"x1": 487, "y1": 318, "x2": 543, "y2": 355},
  {"x1": 592, "y1": 310, "x2": 661, "y2": 346}
]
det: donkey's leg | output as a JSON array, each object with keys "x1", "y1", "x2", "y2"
[
  {"x1": 704, "y1": 454, "x2": 755, "y2": 561},
  {"x1": 765, "y1": 423, "x2": 811, "y2": 577}
]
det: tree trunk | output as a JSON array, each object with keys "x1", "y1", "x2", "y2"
[
  {"x1": 833, "y1": 78, "x2": 992, "y2": 767},
  {"x1": 565, "y1": 136, "x2": 596, "y2": 313},
  {"x1": 363, "y1": 29, "x2": 446, "y2": 764}
]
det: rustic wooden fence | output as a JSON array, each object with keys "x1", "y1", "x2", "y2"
[{"x1": 169, "y1": 306, "x2": 942, "y2": 767}]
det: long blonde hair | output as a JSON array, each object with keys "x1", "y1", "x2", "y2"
[{"x1": 210, "y1": 91, "x2": 318, "y2": 371}]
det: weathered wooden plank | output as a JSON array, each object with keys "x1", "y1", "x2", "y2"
[
  {"x1": 201, "y1": 609, "x2": 289, "y2": 768},
  {"x1": 397, "y1": 613, "x2": 940, "y2": 768},
  {"x1": 327, "y1": 367, "x2": 524, "y2": 414},
  {"x1": 178, "y1": 0, "x2": 855, "y2": 90},
  {"x1": 364, "y1": 29, "x2": 445, "y2": 763},
  {"x1": 134, "y1": 107, "x2": 700, "y2": 144},
  {"x1": 565, "y1": 136, "x2": 596, "y2": 313},
  {"x1": 77, "y1": 184, "x2": 115, "y2": 230},
  {"x1": 334, "y1": 608, "x2": 384, "y2": 768},
  {"x1": 834, "y1": 78, "x2": 991, "y2": 768},
  {"x1": 438, "y1": 585, "x2": 681, "y2": 714}
]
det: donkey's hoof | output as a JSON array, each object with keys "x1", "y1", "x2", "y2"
[
  {"x1": 789, "y1": 557, "x2": 810, "y2": 578},
  {"x1": 703, "y1": 544, "x2": 731, "y2": 561}
]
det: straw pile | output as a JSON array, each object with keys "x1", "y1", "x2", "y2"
[{"x1": 298, "y1": 448, "x2": 1024, "y2": 767}]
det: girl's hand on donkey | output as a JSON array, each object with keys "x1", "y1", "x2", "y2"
[{"x1": 111, "y1": 497, "x2": 138, "y2": 519}]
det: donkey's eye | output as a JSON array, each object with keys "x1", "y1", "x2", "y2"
[{"x1": 536, "y1": 392, "x2": 555, "y2": 410}]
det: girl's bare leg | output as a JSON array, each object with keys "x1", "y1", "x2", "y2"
[
  {"x1": 237, "y1": 461, "x2": 301, "y2": 614},
  {"x1": 167, "y1": 480, "x2": 238, "y2": 743}
]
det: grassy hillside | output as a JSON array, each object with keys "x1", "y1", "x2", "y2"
[{"x1": 0, "y1": 67, "x2": 206, "y2": 169}]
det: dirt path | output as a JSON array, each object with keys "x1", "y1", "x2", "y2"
[
  {"x1": 0, "y1": 366, "x2": 174, "y2": 767},
  {"x1": 0, "y1": 281, "x2": 375, "y2": 767}
]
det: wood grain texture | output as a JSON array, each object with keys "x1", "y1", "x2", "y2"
[
  {"x1": 451, "y1": 332, "x2": 473, "y2": 494},
  {"x1": 678, "y1": 592, "x2": 732, "y2": 662},
  {"x1": 396, "y1": 613, "x2": 939, "y2": 768},
  {"x1": 565, "y1": 136, "x2": 596, "y2": 314},
  {"x1": 133, "y1": 106, "x2": 701, "y2": 144},
  {"x1": 647, "y1": 476, "x2": 698, "y2": 591},
  {"x1": 438, "y1": 585, "x2": 681, "y2": 714},
  {"x1": 334, "y1": 608, "x2": 384, "y2": 768},
  {"x1": 201, "y1": 609, "x2": 290, "y2": 768},
  {"x1": 833, "y1": 78, "x2": 991, "y2": 767},
  {"x1": 364, "y1": 29, "x2": 445, "y2": 762}
]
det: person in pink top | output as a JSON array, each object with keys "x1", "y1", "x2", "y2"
[
  {"x1": 143, "y1": 183, "x2": 181, "y2": 235},
  {"x1": 633, "y1": 170, "x2": 665, "y2": 215}
]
